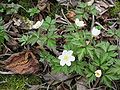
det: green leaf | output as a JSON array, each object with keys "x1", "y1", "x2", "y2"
[
  {"x1": 78, "y1": 2, "x2": 87, "y2": 8},
  {"x1": 47, "y1": 39, "x2": 56, "y2": 48},
  {"x1": 100, "y1": 53, "x2": 109, "y2": 64},
  {"x1": 86, "y1": 46, "x2": 94, "y2": 59},
  {"x1": 28, "y1": 7, "x2": 40, "y2": 16},
  {"x1": 108, "y1": 45, "x2": 117, "y2": 51},
  {"x1": 78, "y1": 48, "x2": 86, "y2": 61},
  {"x1": 70, "y1": 61, "x2": 85, "y2": 75},
  {"x1": 45, "y1": 16, "x2": 52, "y2": 23},
  {"x1": 96, "y1": 41, "x2": 110, "y2": 52},
  {"x1": 101, "y1": 75, "x2": 112, "y2": 87}
]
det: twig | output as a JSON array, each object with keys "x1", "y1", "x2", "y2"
[
  {"x1": 53, "y1": 74, "x2": 80, "y2": 86},
  {"x1": 106, "y1": 18, "x2": 119, "y2": 21},
  {"x1": 47, "y1": 81, "x2": 54, "y2": 90},
  {"x1": 0, "y1": 71, "x2": 14, "y2": 74},
  {"x1": 109, "y1": 22, "x2": 117, "y2": 29},
  {"x1": 100, "y1": 9, "x2": 108, "y2": 16},
  {"x1": 2, "y1": 43, "x2": 12, "y2": 52},
  {"x1": 61, "y1": 8, "x2": 71, "y2": 25},
  {"x1": 95, "y1": 22, "x2": 107, "y2": 31},
  {"x1": 112, "y1": 81, "x2": 117, "y2": 90},
  {"x1": 88, "y1": 86, "x2": 104, "y2": 90},
  {"x1": 92, "y1": 78, "x2": 100, "y2": 88},
  {"x1": 91, "y1": 15, "x2": 95, "y2": 30},
  {"x1": 4, "y1": 20, "x2": 13, "y2": 30},
  {"x1": 76, "y1": 82, "x2": 89, "y2": 89},
  {"x1": 0, "y1": 53, "x2": 11, "y2": 57}
]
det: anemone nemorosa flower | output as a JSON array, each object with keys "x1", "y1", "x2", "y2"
[{"x1": 58, "y1": 50, "x2": 75, "y2": 66}]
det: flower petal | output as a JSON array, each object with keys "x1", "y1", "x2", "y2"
[
  {"x1": 66, "y1": 61, "x2": 71, "y2": 66},
  {"x1": 58, "y1": 55, "x2": 63, "y2": 60},
  {"x1": 60, "y1": 60, "x2": 66, "y2": 66},
  {"x1": 62, "y1": 50, "x2": 68, "y2": 55},
  {"x1": 32, "y1": 20, "x2": 44, "y2": 29},
  {"x1": 75, "y1": 18, "x2": 85, "y2": 27},
  {"x1": 67, "y1": 50, "x2": 73, "y2": 55},
  {"x1": 91, "y1": 27, "x2": 101, "y2": 37},
  {"x1": 69, "y1": 56, "x2": 75, "y2": 61}
]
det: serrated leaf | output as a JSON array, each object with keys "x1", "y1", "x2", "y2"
[
  {"x1": 86, "y1": 46, "x2": 94, "y2": 59},
  {"x1": 96, "y1": 41, "x2": 110, "y2": 52},
  {"x1": 47, "y1": 39, "x2": 56, "y2": 48},
  {"x1": 78, "y1": 48, "x2": 86, "y2": 61},
  {"x1": 108, "y1": 45, "x2": 117, "y2": 51},
  {"x1": 101, "y1": 76, "x2": 112, "y2": 87},
  {"x1": 100, "y1": 53, "x2": 109, "y2": 64}
]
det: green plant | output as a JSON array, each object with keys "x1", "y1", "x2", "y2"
[
  {"x1": 0, "y1": 75, "x2": 42, "y2": 90},
  {"x1": 28, "y1": 7, "x2": 40, "y2": 16},
  {"x1": 19, "y1": 16, "x2": 58, "y2": 48},
  {"x1": 17, "y1": 1, "x2": 120, "y2": 89},
  {"x1": 0, "y1": 3, "x2": 27, "y2": 14},
  {"x1": 0, "y1": 17, "x2": 8, "y2": 50},
  {"x1": 107, "y1": 29, "x2": 120, "y2": 38},
  {"x1": 109, "y1": 0, "x2": 120, "y2": 16},
  {"x1": 75, "y1": 2, "x2": 98, "y2": 20}
]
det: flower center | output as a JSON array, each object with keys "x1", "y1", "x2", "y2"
[
  {"x1": 63, "y1": 55, "x2": 69, "y2": 61},
  {"x1": 96, "y1": 72, "x2": 100, "y2": 76}
]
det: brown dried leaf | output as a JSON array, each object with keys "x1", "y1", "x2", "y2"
[
  {"x1": 3, "y1": 51, "x2": 39, "y2": 74},
  {"x1": 37, "y1": 0, "x2": 47, "y2": 11},
  {"x1": 66, "y1": 11, "x2": 76, "y2": 22}
]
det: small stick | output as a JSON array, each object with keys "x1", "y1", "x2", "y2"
[
  {"x1": 0, "y1": 71, "x2": 14, "y2": 74},
  {"x1": 0, "y1": 53, "x2": 11, "y2": 57},
  {"x1": 91, "y1": 15, "x2": 95, "y2": 30},
  {"x1": 61, "y1": 8, "x2": 71, "y2": 25},
  {"x1": 95, "y1": 22, "x2": 107, "y2": 31}
]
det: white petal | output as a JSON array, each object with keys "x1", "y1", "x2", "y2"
[
  {"x1": 95, "y1": 70, "x2": 102, "y2": 77},
  {"x1": 58, "y1": 55, "x2": 63, "y2": 60},
  {"x1": 69, "y1": 56, "x2": 75, "y2": 61},
  {"x1": 87, "y1": 0, "x2": 94, "y2": 6},
  {"x1": 91, "y1": 27, "x2": 101, "y2": 37},
  {"x1": 67, "y1": 50, "x2": 73, "y2": 55},
  {"x1": 65, "y1": 61, "x2": 71, "y2": 66},
  {"x1": 62, "y1": 50, "x2": 68, "y2": 55},
  {"x1": 60, "y1": 60, "x2": 66, "y2": 66},
  {"x1": 32, "y1": 20, "x2": 44, "y2": 29},
  {"x1": 75, "y1": 18, "x2": 85, "y2": 27}
]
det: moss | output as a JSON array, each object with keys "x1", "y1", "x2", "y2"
[
  {"x1": 0, "y1": 75, "x2": 42, "y2": 90},
  {"x1": 109, "y1": 0, "x2": 120, "y2": 17}
]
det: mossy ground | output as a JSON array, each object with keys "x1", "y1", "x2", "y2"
[
  {"x1": 109, "y1": 0, "x2": 120, "y2": 17},
  {"x1": 0, "y1": 0, "x2": 120, "y2": 90},
  {"x1": 0, "y1": 75, "x2": 42, "y2": 90}
]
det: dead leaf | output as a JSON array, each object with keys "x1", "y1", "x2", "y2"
[
  {"x1": 66, "y1": 11, "x2": 76, "y2": 22},
  {"x1": 3, "y1": 51, "x2": 39, "y2": 74},
  {"x1": 43, "y1": 73, "x2": 68, "y2": 81},
  {"x1": 37, "y1": 0, "x2": 48, "y2": 11},
  {"x1": 76, "y1": 77, "x2": 87, "y2": 90},
  {"x1": 95, "y1": 0, "x2": 115, "y2": 15}
]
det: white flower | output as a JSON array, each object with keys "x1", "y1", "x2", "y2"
[
  {"x1": 87, "y1": 0, "x2": 94, "y2": 6},
  {"x1": 91, "y1": 27, "x2": 101, "y2": 37},
  {"x1": 32, "y1": 20, "x2": 44, "y2": 29},
  {"x1": 75, "y1": 18, "x2": 86, "y2": 27},
  {"x1": 58, "y1": 50, "x2": 75, "y2": 66},
  {"x1": 95, "y1": 70, "x2": 102, "y2": 78}
]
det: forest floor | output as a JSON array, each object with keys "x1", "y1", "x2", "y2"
[{"x1": 0, "y1": 0, "x2": 120, "y2": 90}]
